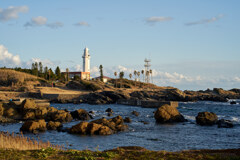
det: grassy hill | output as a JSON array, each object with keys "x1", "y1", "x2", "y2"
[{"x1": 0, "y1": 69, "x2": 47, "y2": 91}]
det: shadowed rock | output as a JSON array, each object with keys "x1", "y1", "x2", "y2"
[
  {"x1": 217, "y1": 119, "x2": 233, "y2": 128},
  {"x1": 71, "y1": 109, "x2": 91, "y2": 121},
  {"x1": 196, "y1": 112, "x2": 218, "y2": 126}
]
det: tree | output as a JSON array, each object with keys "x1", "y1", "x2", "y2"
[
  {"x1": 129, "y1": 73, "x2": 132, "y2": 80},
  {"x1": 114, "y1": 72, "x2": 117, "y2": 87},
  {"x1": 149, "y1": 69, "x2": 153, "y2": 84},
  {"x1": 34, "y1": 62, "x2": 38, "y2": 76},
  {"x1": 31, "y1": 63, "x2": 38, "y2": 76},
  {"x1": 134, "y1": 70, "x2": 137, "y2": 87},
  {"x1": 99, "y1": 65, "x2": 103, "y2": 82},
  {"x1": 66, "y1": 68, "x2": 69, "y2": 82},
  {"x1": 44, "y1": 66, "x2": 48, "y2": 80},
  {"x1": 55, "y1": 66, "x2": 61, "y2": 80},
  {"x1": 39, "y1": 62, "x2": 43, "y2": 74},
  {"x1": 48, "y1": 68, "x2": 55, "y2": 80},
  {"x1": 119, "y1": 71, "x2": 124, "y2": 88},
  {"x1": 141, "y1": 70, "x2": 144, "y2": 83}
]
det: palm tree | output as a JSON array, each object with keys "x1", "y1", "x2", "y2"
[
  {"x1": 134, "y1": 70, "x2": 137, "y2": 87},
  {"x1": 66, "y1": 68, "x2": 69, "y2": 82},
  {"x1": 129, "y1": 73, "x2": 132, "y2": 80},
  {"x1": 141, "y1": 70, "x2": 144, "y2": 83},
  {"x1": 119, "y1": 71, "x2": 124, "y2": 88},
  {"x1": 114, "y1": 72, "x2": 117, "y2": 87},
  {"x1": 149, "y1": 69, "x2": 153, "y2": 84}
]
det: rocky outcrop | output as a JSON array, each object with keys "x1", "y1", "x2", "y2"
[
  {"x1": 196, "y1": 112, "x2": 218, "y2": 126},
  {"x1": 132, "y1": 111, "x2": 140, "y2": 117},
  {"x1": 217, "y1": 119, "x2": 234, "y2": 128},
  {"x1": 154, "y1": 104, "x2": 186, "y2": 123},
  {"x1": 49, "y1": 110, "x2": 73, "y2": 122},
  {"x1": 105, "y1": 108, "x2": 113, "y2": 113},
  {"x1": 124, "y1": 117, "x2": 131, "y2": 123},
  {"x1": 47, "y1": 121, "x2": 63, "y2": 130},
  {"x1": 20, "y1": 119, "x2": 47, "y2": 133},
  {"x1": 69, "y1": 115, "x2": 128, "y2": 135},
  {"x1": 70, "y1": 109, "x2": 91, "y2": 121}
]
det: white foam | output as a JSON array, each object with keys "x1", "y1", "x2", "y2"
[
  {"x1": 183, "y1": 115, "x2": 195, "y2": 121},
  {"x1": 231, "y1": 117, "x2": 240, "y2": 123}
]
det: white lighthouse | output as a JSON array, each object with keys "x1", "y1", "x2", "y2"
[{"x1": 82, "y1": 47, "x2": 90, "y2": 72}]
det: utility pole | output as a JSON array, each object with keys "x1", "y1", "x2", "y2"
[{"x1": 144, "y1": 58, "x2": 151, "y2": 83}]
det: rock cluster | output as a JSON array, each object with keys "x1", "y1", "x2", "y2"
[{"x1": 69, "y1": 115, "x2": 128, "y2": 135}]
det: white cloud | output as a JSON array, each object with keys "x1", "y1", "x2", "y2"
[
  {"x1": 74, "y1": 21, "x2": 90, "y2": 27},
  {"x1": 24, "y1": 16, "x2": 47, "y2": 27},
  {"x1": 234, "y1": 77, "x2": 240, "y2": 82},
  {"x1": 185, "y1": 14, "x2": 224, "y2": 26},
  {"x1": 47, "y1": 22, "x2": 64, "y2": 29},
  {"x1": 145, "y1": 16, "x2": 173, "y2": 25},
  {"x1": 0, "y1": 6, "x2": 28, "y2": 22},
  {"x1": 0, "y1": 45, "x2": 21, "y2": 67},
  {"x1": 24, "y1": 16, "x2": 63, "y2": 29}
]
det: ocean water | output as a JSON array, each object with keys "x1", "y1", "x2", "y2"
[{"x1": 0, "y1": 101, "x2": 240, "y2": 151}]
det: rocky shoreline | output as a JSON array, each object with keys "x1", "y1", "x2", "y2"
[{"x1": 1, "y1": 87, "x2": 239, "y2": 105}]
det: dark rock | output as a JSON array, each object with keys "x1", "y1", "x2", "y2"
[
  {"x1": 154, "y1": 104, "x2": 186, "y2": 123},
  {"x1": 230, "y1": 101, "x2": 237, "y2": 105},
  {"x1": 217, "y1": 119, "x2": 234, "y2": 128},
  {"x1": 139, "y1": 121, "x2": 149, "y2": 124},
  {"x1": 124, "y1": 117, "x2": 131, "y2": 123},
  {"x1": 132, "y1": 111, "x2": 140, "y2": 117},
  {"x1": 47, "y1": 121, "x2": 63, "y2": 130},
  {"x1": 89, "y1": 111, "x2": 94, "y2": 114},
  {"x1": 107, "y1": 112, "x2": 113, "y2": 117},
  {"x1": 20, "y1": 119, "x2": 47, "y2": 133},
  {"x1": 70, "y1": 109, "x2": 91, "y2": 120},
  {"x1": 51, "y1": 110, "x2": 73, "y2": 122},
  {"x1": 105, "y1": 108, "x2": 113, "y2": 113},
  {"x1": 69, "y1": 121, "x2": 89, "y2": 134},
  {"x1": 196, "y1": 112, "x2": 218, "y2": 126}
]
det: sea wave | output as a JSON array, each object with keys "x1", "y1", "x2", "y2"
[{"x1": 183, "y1": 115, "x2": 195, "y2": 121}]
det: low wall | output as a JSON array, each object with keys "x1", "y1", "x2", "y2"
[{"x1": 117, "y1": 99, "x2": 178, "y2": 108}]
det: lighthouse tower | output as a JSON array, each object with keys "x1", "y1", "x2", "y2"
[{"x1": 82, "y1": 47, "x2": 90, "y2": 72}]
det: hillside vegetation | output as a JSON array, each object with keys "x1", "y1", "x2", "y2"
[{"x1": 0, "y1": 69, "x2": 48, "y2": 92}]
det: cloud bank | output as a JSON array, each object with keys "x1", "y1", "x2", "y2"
[
  {"x1": 185, "y1": 14, "x2": 224, "y2": 26},
  {"x1": 145, "y1": 16, "x2": 173, "y2": 25},
  {"x1": 0, "y1": 6, "x2": 28, "y2": 22}
]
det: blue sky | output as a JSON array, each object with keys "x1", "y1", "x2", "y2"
[{"x1": 0, "y1": 0, "x2": 240, "y2": 90}]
